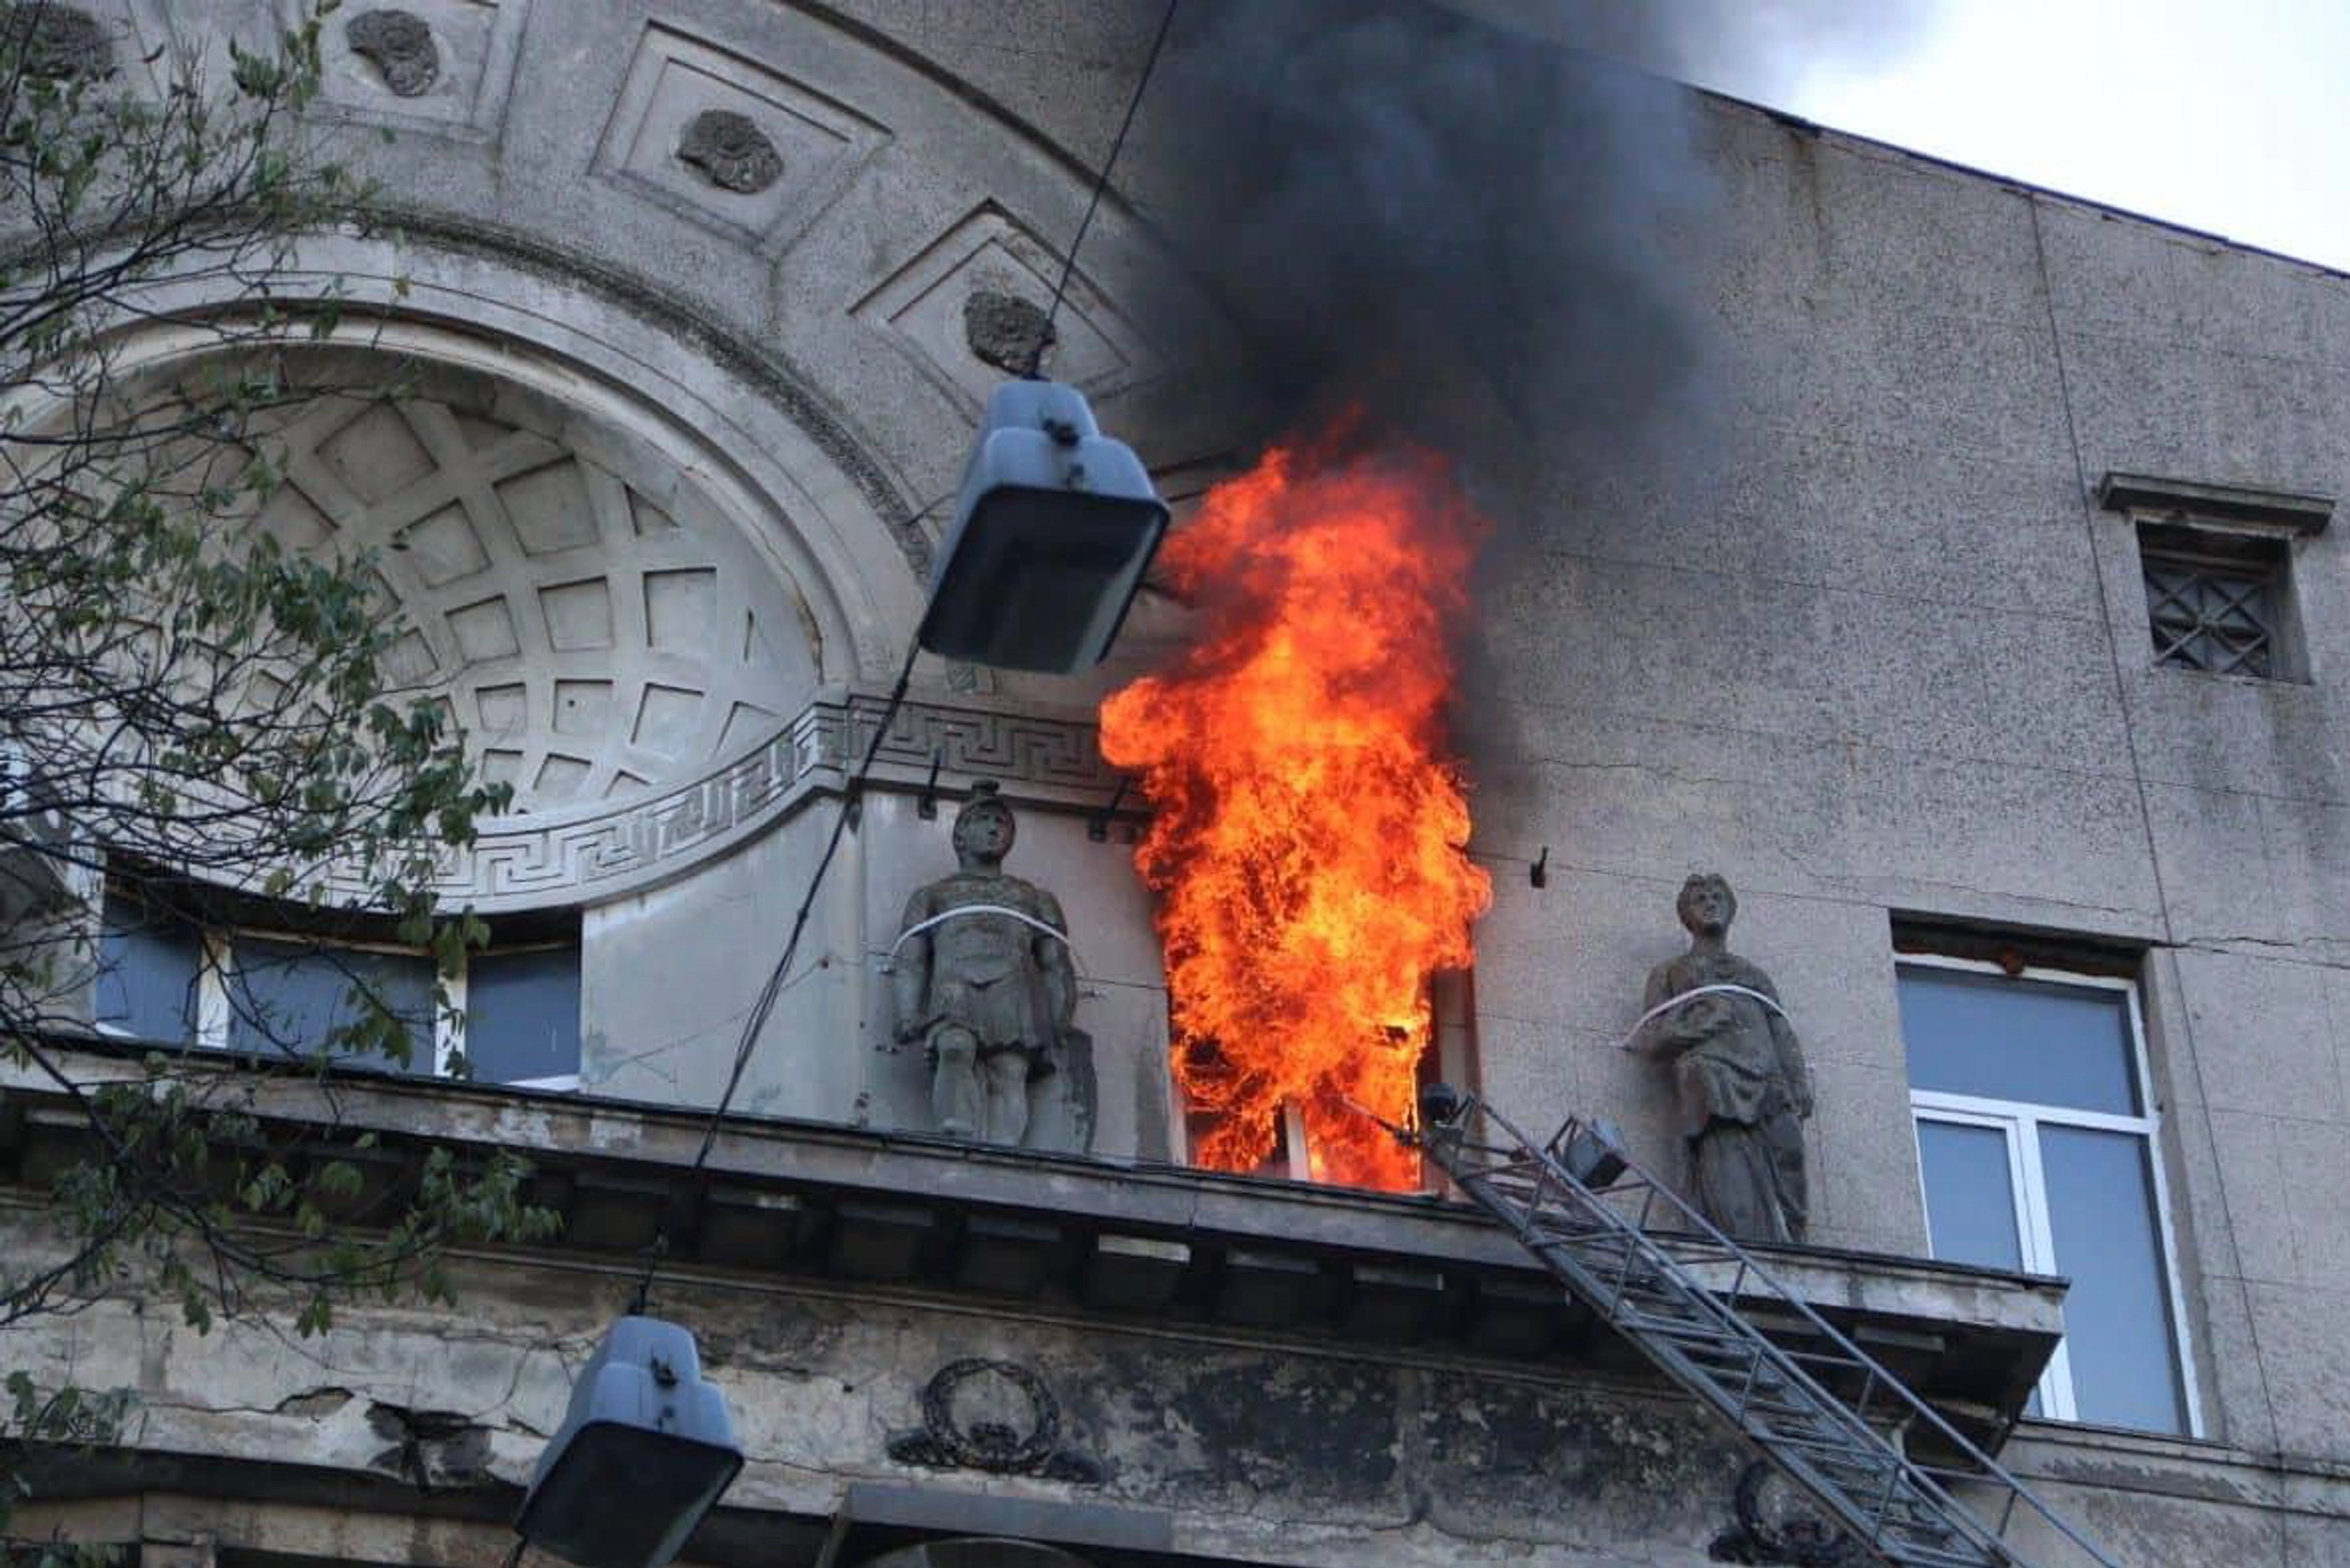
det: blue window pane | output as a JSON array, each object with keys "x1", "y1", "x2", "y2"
[
  {"x1": 95, "y1": 896, "x2": 200, "y2": 1043},
  {"x1": 2042, "y1": 1126, "x2": 2188, "y2": 1434},
  {"x1": 466, "y1": 946, "x2": 580, "y2": 1085},
  {"x1": 1897, "y1": 968, "x2": 2139, "y2": 1115},
  {"x1": 226, "y1": 936, "x2": 433, "y2": 1072},
  {"x1": 1917, "y1": 1120, "x2": 2023, "y2": 1272}
]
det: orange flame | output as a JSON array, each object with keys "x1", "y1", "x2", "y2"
[{"x1": 1099, "y1": 434, "x2": 1494, "y2": 1190}]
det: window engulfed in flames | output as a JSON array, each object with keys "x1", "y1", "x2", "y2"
[{"x1": 1099, "y1": 437, "x2": 1494, "y2": 1191}]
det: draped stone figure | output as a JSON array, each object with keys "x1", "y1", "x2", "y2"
[
  {"x1": 1628, "y1": 874, "x2": 1813, "y2": 1243},
  {"x1": 891, "y1": 783, "x2": 1080, "y2": 1147}
]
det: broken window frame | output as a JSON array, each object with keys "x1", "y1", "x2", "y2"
[{"x1": 1172, "y1": 967, "x2": 1477, "y2": 1188}]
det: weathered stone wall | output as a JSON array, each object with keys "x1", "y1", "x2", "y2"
[
  {"x1": 1459, "y1": 101, "x2": 2350, "y2": 1471},
  {"x1": 5, "y1": 1237, "x2": 1751, "y2": 1564},
  {"x1": 6, "y1": 1230, "x2": 2338, "y2": 1567},
  {"x1": 36, "y1": 0, "x2": 2350, "y2": 1540}
]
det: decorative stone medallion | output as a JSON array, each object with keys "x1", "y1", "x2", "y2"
[
  {"x1": 886, "y1": 1359, "x2": 1106, "y2": 1484},
  {"x1": 1709, "y1": 1462, "x2": 1854, "y2": 1565},
  {"x1": 677, "y1": 106, "x2": 783, "y2": 194},
  {"x1": 1, "y1": 2, "x2": 111, "y2": 78},
  {"x1": 853, "y1": 206, "x2": 1161, "y2": 415},
  {"x1": 963, "y1": 290, "x2": 1058, "y2": 376},
  {"x1": 592, "y1": 23, "x2": 884, "y2": 248},
  {"x1": 365, "y1": 1400, "x2": 492, "y2": 1491},
  {"x1": 345, "y1": 8, "x2": 438, "y2": 97}
]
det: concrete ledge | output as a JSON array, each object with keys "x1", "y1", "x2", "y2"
[
  {"x1": 0, "y1": 1041, "x2": 2064, "y2": 1448},
  {"x1": 2097, "y1": 472, "x2": 2334, "y2": 533}
]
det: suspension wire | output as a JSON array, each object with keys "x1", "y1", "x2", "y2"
[
  {"x1": 627, "y1": 635, "x2": 920, "y2": 1316},
  {"x1": 610, "y1": 7, "x2": 1180, "y2": 1298},
  {"x1": 1611, "y1": 983, "x2": 1791, "y2": 1050},
  {"x1": 1026, "y1": 0, "x2": 1182, "y2": 375}
]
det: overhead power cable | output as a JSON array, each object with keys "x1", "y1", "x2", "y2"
[
  {"x1": 626, "y1": 0, "x2": 1181, "y2": 1307},
  {"x1": 627, "y1": 637, "x2": 916, "y2": 1315},
  {"x1": 1028, "y1": 0, "x2": 1182, "y2": 374}
]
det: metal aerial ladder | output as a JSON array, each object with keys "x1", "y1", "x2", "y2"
[{"x1": 1399, "y1": 1084, "x2": 2121, "y2": 1568}]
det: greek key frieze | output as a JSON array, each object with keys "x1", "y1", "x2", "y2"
[{"x1": 406, "y1": 693, "x2": 1113, "y2": 911}]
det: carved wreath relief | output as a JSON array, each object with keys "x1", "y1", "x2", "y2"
[
  {"x1": 346, "y1": 8, "x2": 438, "y2": 97},
  {"x1": 886, "y1": 1359, "x2": 1105, "y2": 1484},
  {"x1": 1709, "y1": 1462, "x2": 1853, "y2": 1566},
  {"x1": 677, "y1": 107, "x2": 782, "y2": 194}
]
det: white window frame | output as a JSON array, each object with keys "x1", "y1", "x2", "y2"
[
  {"x1": 1899, "y1": 953, "x2": 2203, "y2": 1437},
  {"x1": 98, "y1": 905, "x2": 581, "y2": 1092}
]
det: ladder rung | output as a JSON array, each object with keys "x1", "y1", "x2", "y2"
[
  {"x1": 1866, "y1": 1498, "x2": 1981, "y2": 1541},
  {"x1": 1774, "y1": 1443, "x2": 1893, "y2": 1476},
  {"x1": 1681, "y1": 1356, "x2": 1772, "y2": 1381},
  {"x1": 1724, "y1": 1400, "x2": 1835, "y2": 1433},
  {"x1": 1771, "y1": 1450, "x2": 1898, "y2": 1490},
  {"x1": 1428, "y1": 1098, "x2": 2117, "y2": 1568},
  {"x1": 1641, "y1": 1316, "x2": 1740, "y2": 1337},
  {"x1": 1745, "y1": 1400, "x2": 1841, "y2": 1428}
]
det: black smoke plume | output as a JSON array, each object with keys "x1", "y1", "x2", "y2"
[{"x1": 1133, "y1": 0, "x2": 1935, "y2": 466}]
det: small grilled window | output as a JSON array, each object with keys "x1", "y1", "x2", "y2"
[{"x1": 2138, "y1": 522, "x2": 2291, "y2": 679}]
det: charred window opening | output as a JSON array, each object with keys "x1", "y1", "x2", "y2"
[{"x1": 1177, "y1": 968, "x2": 1477, "y2": 1189}]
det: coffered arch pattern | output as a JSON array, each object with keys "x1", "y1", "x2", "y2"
[{"x1": 249, "y1": 387, "x2": 822, "y2": 815}]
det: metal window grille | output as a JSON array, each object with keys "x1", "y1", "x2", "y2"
[{"x1": 2139, "y1": 527, "x2": 2287, "y2": 678}]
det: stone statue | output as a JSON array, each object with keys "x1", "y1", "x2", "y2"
[
  {"x1": 891, "y1": 783, "x2": 1079, "y2": 1146},
  {"x1": 1628, "y1": 874, "x2": 1813, "y2": 1243}
]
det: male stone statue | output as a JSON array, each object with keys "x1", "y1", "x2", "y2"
[
  {"x1": 891, "y1": 782, "x2": 1077, "y2": 1145},
  {"x1": 1628, "y1": 873, "x2": 1814, "y2": 1243}
]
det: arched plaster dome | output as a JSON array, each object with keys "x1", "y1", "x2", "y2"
[
  {"x1": 63, "y1": 310, "x2": 917, "y2": 914},
  {"x1": 242, "y1": 358, "x2": 824, "y2": 815},
  {"x1": 69, "y1": 0, "x2": 1246, "y2": 911}
]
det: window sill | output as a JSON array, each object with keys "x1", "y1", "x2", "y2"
[
  {"x1": 2004, "y1": 1417, "x2": 2350, "y2": 1490},
  {"x1": 2147, "y1": 660, "x2": 2314, "y2": 690}
]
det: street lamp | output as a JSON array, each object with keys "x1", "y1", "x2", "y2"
[
  {"x1": 517, "y1": 384, "x2": 1164, "y2": 1568},
  {"x1": 916, "y1": 379, "x2": 1170, "y2": 674},
  {"x1": 514, "y1": 1316, "x2": 744, "y2": 1568}
]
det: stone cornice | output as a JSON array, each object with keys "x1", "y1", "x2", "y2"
[{"x1": 0, "y1": 1039, "x2": 2061, "y2": 1454}]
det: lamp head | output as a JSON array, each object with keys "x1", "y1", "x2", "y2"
[
  {"x1": 918, "y1": 380, "x2": 1170, "y2": 674},
  {"x1": 1561, "y1": 1118, "x2": 1628, "y2": 1190},
  {"x1": 516, "y1": 1316, "x2": 743, "y2": 1568}
]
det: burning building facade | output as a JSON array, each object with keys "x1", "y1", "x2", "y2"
[{"x1": 4, "y1": 2, "x2": 2348, "y2": 1565}]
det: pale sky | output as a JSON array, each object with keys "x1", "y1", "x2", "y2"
[{"x1": 1715, "y1": 1, "x2": 2350, "y2": 274}]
